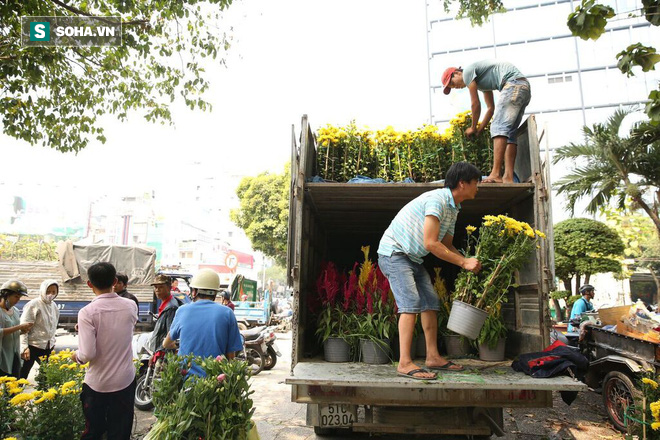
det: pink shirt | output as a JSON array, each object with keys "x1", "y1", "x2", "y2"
[{"x1": 75, "y1": 292, "x2": 137, "y2": 392}]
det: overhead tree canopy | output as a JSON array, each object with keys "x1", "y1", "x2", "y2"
[
  {"x1": 554, "y1": 218, "x2": 625, "y2": 295},
  {"x1": 231, "y1": 165, "x2": 289, "y2": 267},
  {"x1": 1, "y1": 0, "x2": 234, "y2": 153}
]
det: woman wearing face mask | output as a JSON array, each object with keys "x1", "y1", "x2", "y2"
[
  {"x1": 19, "y1": 279, "x2": 60, "y2": 379},
  {"x1": 1, "y1": 279, "x2": 33, "y2": 378}
]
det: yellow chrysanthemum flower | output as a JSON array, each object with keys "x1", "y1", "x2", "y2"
[
  {"x1": 3, "y1": 437, "x2": 19, "y2": 440},
  {"x1": 535, "y1": 229, "x2": 546, "y2": 238},
  {"x1": 15, "y1": 379, "x2": 29, "y2": 386},
  {"x1": 643, "y1": 378, "x2": 659, "y2": 389},
  {"x1": 653, "y1": 421, "x2": 660, "y2": 431},
  {"x1": 0, "y1": 376, "x2": 16, "y2": 383},
  {"x1": 9, "y1": 393, "x2": 34, "y2": 406},
  {"x1": 466, "y1": 225, "x2": 476, "y2": 234}
]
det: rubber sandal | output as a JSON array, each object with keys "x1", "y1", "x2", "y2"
[
  {"x1": 426, "y1": 361, "x2": 464, "y2": 371},
  {"x1": 397, "y1": 368, "x2": 437, "y2": 380}
]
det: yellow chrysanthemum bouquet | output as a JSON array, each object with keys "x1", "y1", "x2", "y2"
[{"x1": 454, "y1": 215, "x2": 546, "y2": 310}]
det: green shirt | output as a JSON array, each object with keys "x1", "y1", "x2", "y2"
[
  {"x1": 0, "y1": 306, "x2": 21, "y2": 375},
  {"x1": 462, "y1": 60, "x2": 524, "y2": 92}
]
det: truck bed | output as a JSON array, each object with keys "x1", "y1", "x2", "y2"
[{"x1": 287, "y1": 359, "x2": 586, "y2": 408}]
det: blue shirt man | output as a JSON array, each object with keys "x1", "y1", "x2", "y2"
[
  {"x1": 569, "y1": 285, "x2": 595, "y2": 331},
  {"x1": 163, "y1": 269, "x2": 243, "y2": 376}
]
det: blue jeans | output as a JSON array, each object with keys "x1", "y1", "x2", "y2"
[
  {"x1": 491, "y1": 79, "x2": 531, "y2": 144},
  {"x1": 378, "y1": 253, "x2": 439, "y2": 314}
]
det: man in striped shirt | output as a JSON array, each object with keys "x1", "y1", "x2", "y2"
[{"x1": 378, "y1": 162, "x2": 482, "y2": 380}]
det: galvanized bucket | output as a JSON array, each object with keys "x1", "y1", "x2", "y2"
[
  {"x1": 360, "y1": 338, "x2": 391, "y2": 364},
  {"x1": 447, "y1": 300, "x2": 488, "y2": 340},
  {"x1": 478, "y1": 338, "x2": 506, "y2": 362},
  {"x1": 443, "y1": 334, "x2": 472, "y2": 357},
  {"x1": 323, "y1": 337, "x2": 350, "y2": 362}
]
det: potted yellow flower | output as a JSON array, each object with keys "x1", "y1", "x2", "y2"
[{"x1": 448, "y1": 215, "x2": 546, "y2": 339}]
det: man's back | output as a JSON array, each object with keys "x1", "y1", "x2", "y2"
[
  {"x1": 169, "y1": 300, "x2": 243, "y2": 359},
  {"x1": 77, "y1": 294, "x2": 137, "y2": 392}
]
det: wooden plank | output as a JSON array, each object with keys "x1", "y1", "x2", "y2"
[{"x1": 287, "y1": 360, "x2": 586, "y2": 391}]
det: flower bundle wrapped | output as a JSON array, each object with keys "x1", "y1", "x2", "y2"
[{"x1": 454, "y1": 215, "x2": 546, "y2": 310}]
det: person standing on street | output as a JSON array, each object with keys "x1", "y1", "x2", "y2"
[
  {"x1": 147, "y1": 274, "x2": 182, "y2": 351},
  {"x1": 73, "y1": 262, "x2": 138, "y2": 440},
  {"x1": 0, "y1": 280, "x2": 33, "y2": 378},
  {"x1": 163, "y1": 269, "x2": 243, "y2": 376},
  {"x1": 442, "y1": 60, "x2": 531, "y2": 184},
  {"x1": 221, "y1": 291, "x2": 235, "y2": 311},
  {"x1": 377, "y1": 162, "x2": 482, "y2": 380},
  {"x1": 19, "y1": 279, "x2": 60, "y2": 379},
  {"x1": 114, "y1": 273, "x2": 139, "y2": 310}
]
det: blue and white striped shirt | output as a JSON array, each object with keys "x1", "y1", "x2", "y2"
[{"x1": 377, "y1": 188, "x2": 461, "y2": 264}]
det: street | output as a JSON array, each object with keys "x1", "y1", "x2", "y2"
[{"x1": 49, "y1": 331, "x2": 624, "y2": 440}]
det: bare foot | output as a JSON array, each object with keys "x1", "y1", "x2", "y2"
[
  {"x1": 482, "y1": 175, "x2": 503, "y2": 183},
  {"x1": 502, "y1": 176, "x2": 515, "y2": 183},
  {"x1": 397, "y1": 362, "x2": 436, "y2": 379},
  {"x1": 425, "y1": 356, "x2": 464, "y2": 371}
]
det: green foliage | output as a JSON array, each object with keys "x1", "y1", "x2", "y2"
[
  {"x1": 646, "y1": 89, "x2": 660, "y2": 125},
  {"x1": 617, "y1": 43, "x2": 660, "y2": 76},
  {"x1": 566, "y1": 294, "x2": 581, "y2": 307},
  {"x1": 550, "y1": 290, "x2": 571, "y2": 300},
  {"x1": 567, "y1": 0, "x2": 614, "y2": 41},
  {"x1": 442, "y1": 0, "x2": 505, "y2": 26},
  {"x1": 0, "y1": 234, "x2": 58, "y2": 261},
  {"x1": 2, "y1": 0, "x2": 234, "y2": 153},
  {"x1": 603, "y1": 205, "x2": 659, "y2": 259},
  {"x1": 34, "y1": 349, "x2": 86, "y2": 392},
  {"x1": 149, "y1": 354, "x2": 254, "y2": 440},
  {"x1": 315, "y1": 113, "x2": 492, "y2": 183},
  {"x1": 231, "y1": 165, "x2": 289, "y2": 266},
  {"x1": 554, "y1": 218, "x2": 625, "y2": 293},
  {"x1": 642, "y1": 0, "x2": 660, "y2": 26},
  {"x1": 553, "y1": 110, "x2": 660, "y2": 238},
  {"x1": 477, "y1": 312, "x2": 507, "y2": 349}
]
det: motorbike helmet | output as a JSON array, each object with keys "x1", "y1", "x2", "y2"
[
  {"x1": 189, "y1": 269, "x2": 220, "y2": 292},
  {"x1": 579, "y1": 284, "x2": 595, "y2": 295},
  {"x1": 222, "y1": 291, "x2": 231, "y2": 301},
  {"x1": 1, "y1": 279, "x2": 29, "y2": 297}
]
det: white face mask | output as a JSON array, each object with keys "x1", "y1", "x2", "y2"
[{"x1": 46, "y1": 294, "x2": 57, "y2": 302}]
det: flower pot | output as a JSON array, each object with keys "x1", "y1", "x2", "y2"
[
  {"x1": 391, "y1": 336, "x2": 417, "y2": 360},
  {"x1": 415, "y1": 333, "x2": 426, "y2": 358},
  {"x1": 324, "y1": 337, "x2": 351, "y2": 362},
  {"x1": 360, "y1": 338, "x2": 391, "y2": 364},
  {"x1": 478, "y1": 338, "x2": 507, "y2": 361},
  {"x1": 447, "y1": 300, "x2": 488, "y2": 340},
  {"x1": 443, "y1": 334, "x2": 472, "y2": 357}
]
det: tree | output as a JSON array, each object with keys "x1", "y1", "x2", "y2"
[
  {"x1": 554, "y1": 218, "x2": 625, "y2": 295},
  {"x1": 231, "y1": 165, "x2": 289, "y2": 266},
  {"x1": 553, "y1": 109, "x2": 660, "y2": 237},
  {"x1": 1, "y1": 0, "x2": 234, "y2": 153}
]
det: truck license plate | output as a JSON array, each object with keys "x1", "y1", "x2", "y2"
[{"x1": 319, "y1": 404, "x2": 356, "y2": 427}]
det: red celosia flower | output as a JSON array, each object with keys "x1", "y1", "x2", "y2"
[{"x1": 344, "y1": 263, "x2": 359, "y2": 312}]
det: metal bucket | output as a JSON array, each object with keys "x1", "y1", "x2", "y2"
[
  {"x1": 360, "y1": 338, "x2": 391, "y2": 364},
  {"x1": 478, "y1": 338, "x2": 506, "y2": 361},
  {"x1": 447, "y1": 300, "x2": 488, "y2": 340},
  {"x1": 415, "y1": 333, "x2": 426, "y2": 358},
  {"x1": 323, "y1": 337, "x2": 351, "y2": 362},
  {"x1": 443, "y1": 334, "x2": 472, "y2": 357}
]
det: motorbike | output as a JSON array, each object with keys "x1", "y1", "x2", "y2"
[
  {"x1": 261, "y1": 326, "x2": 281, "y2": 370},
  {"x1": 550, "y1": 317, "x2": 583, "y2": 348},
  {"x1": 132, "y1": 331, "x2": 169, "y2": 411},
  {"x1": 238, "y1": 326, "x2": 268, "y2": 375}
]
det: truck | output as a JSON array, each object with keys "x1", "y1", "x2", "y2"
[
  {"x1": 284, "y1": 115, "x2": 587, "y2": 436},
  {"x1": 225, "y1": 274, "x2": 271, "y2": 330}
]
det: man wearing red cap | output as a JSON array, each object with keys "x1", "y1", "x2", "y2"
[{"x1": 441, "y1": 60, "x2": 531, "y2": 184}]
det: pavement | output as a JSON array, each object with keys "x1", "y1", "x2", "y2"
[{"x1": 42, "y1": 330, "x2": 624, "y2": 440}]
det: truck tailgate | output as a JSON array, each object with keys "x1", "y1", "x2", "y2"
[{"x1": 287, "y1": 359, "x2": 586, "y2": 408}]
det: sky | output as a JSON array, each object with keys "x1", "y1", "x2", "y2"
[{"x1": 1, "y1": 0, "x2": 431, "y2": 198}]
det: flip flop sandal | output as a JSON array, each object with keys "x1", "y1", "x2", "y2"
[
  {"x1": 397, "y1": 368, "x2": 437, "y2": 380},
  {"x1": 427, "y1": 361, "x2": 464, "y2": 371}
]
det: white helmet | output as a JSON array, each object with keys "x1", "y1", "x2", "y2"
[{"x1": 189, "y1": 269, "x2": 220, "y2": 292}]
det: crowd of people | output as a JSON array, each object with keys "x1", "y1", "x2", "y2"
[{"x1": 0, "y1": 264, "x2": 244, "y2": 440}]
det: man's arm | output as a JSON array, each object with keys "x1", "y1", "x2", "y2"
[
  {"x1": 423, "y1": 216, "x2": 480, "y2": 272},
  {"x1": 73, "y1": 310, "x2": 96, "y2": 364},
  {"x1": 162, "y1": 333, "x2": 176, "y2": 349},
  {"x1": 467, "y1": 81, "x2": 481, "y2": 134},
  {"x1": 478, "y1": 90, "x2": 495, "y2": 134}
]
